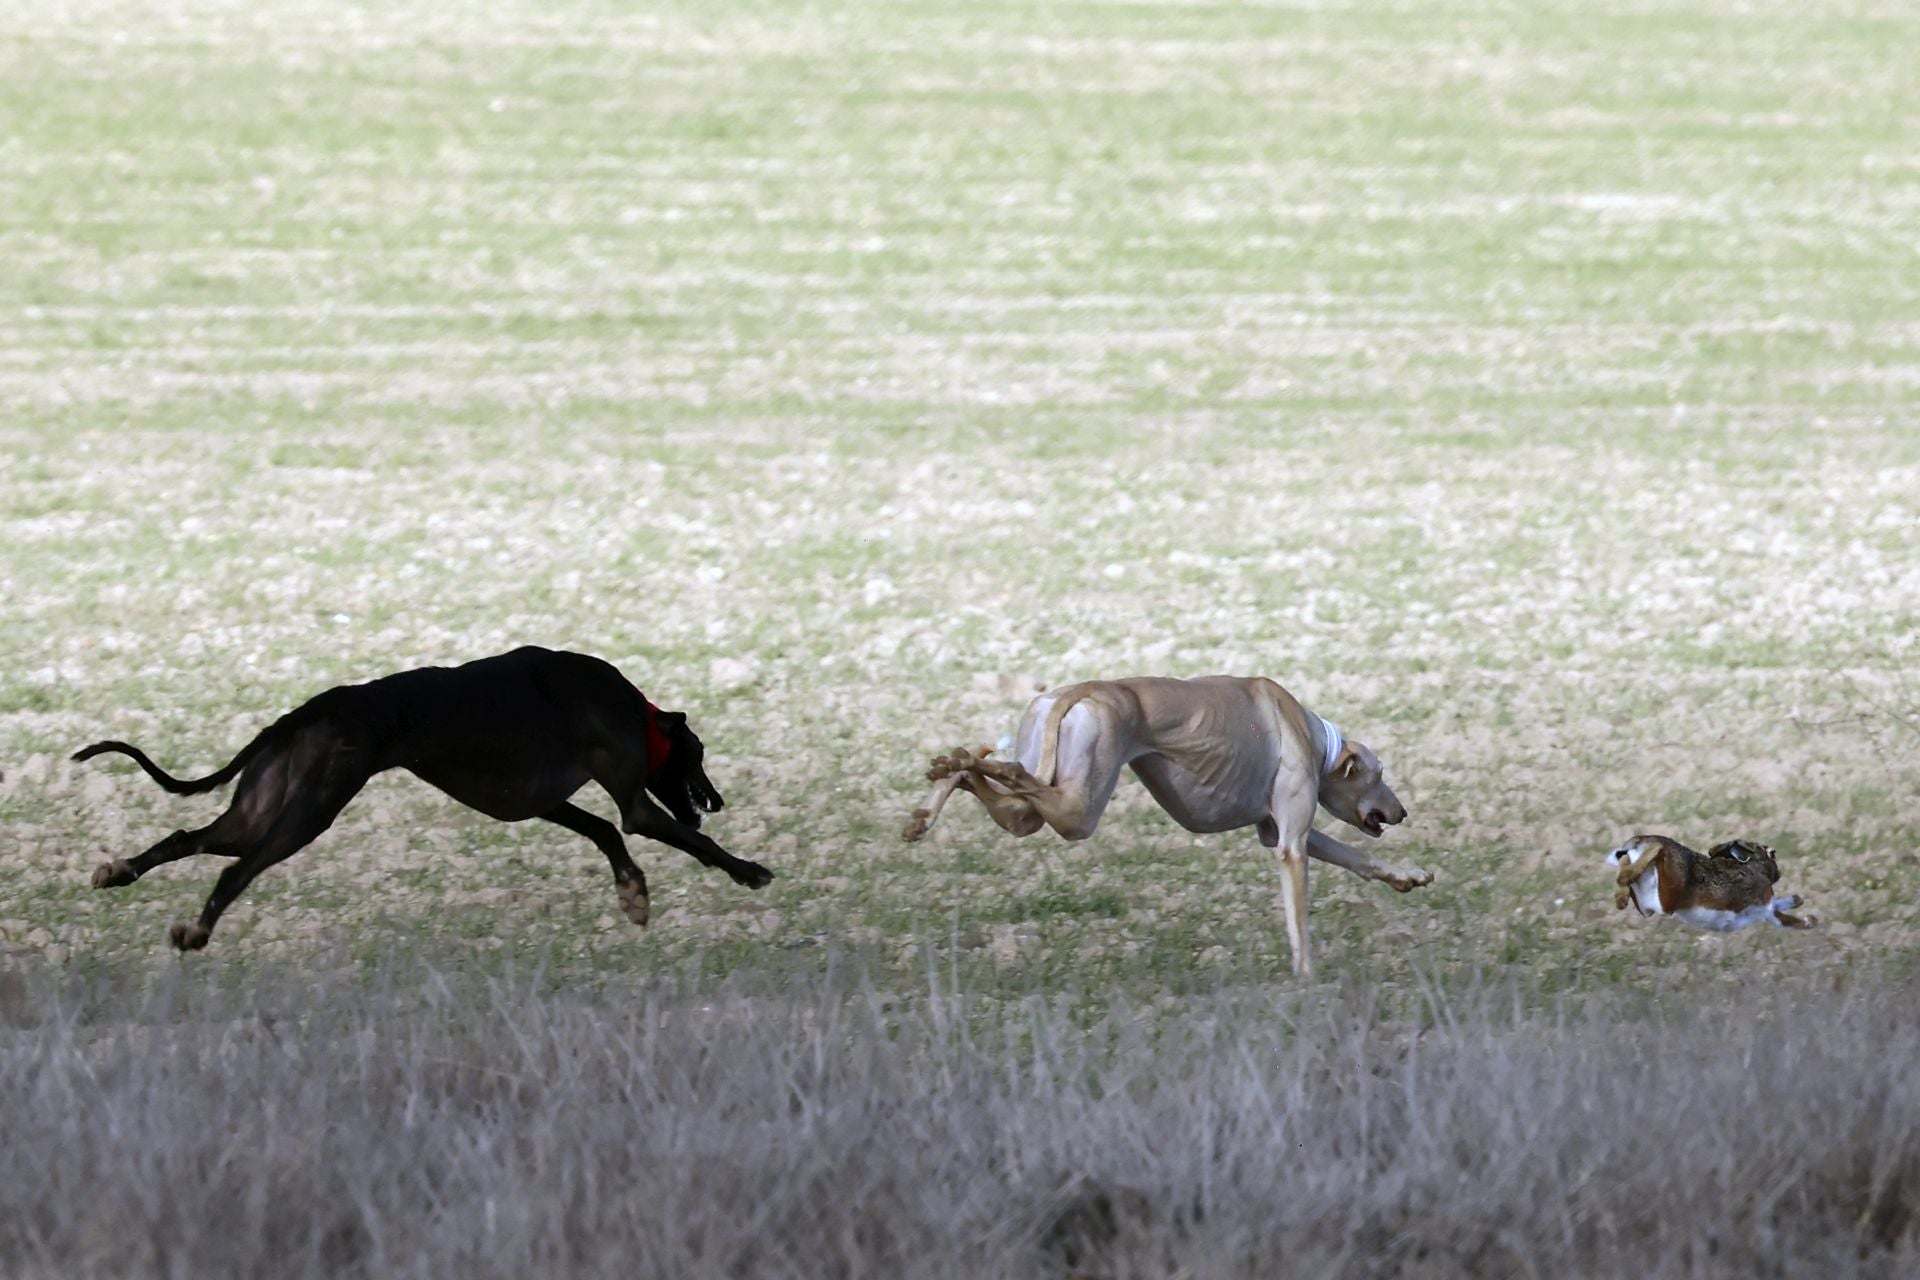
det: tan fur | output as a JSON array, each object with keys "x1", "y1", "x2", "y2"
[
  {"x1": 907, "y1": 674, "x2": 1422, "y2": 977},
  {"x1": 1034, "y1": 684, "x2": 1100, "y2": 787},
  {"x1": 1256, "y1": 677, "x2": 1324, "y2": 780}
]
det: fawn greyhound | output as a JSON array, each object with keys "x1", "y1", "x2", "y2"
[{"x1": 903, "y1": 675, "x2": 1428, "y2": 976}]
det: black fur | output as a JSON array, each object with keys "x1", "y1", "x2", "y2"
[{"x1": 74, "y1": 646, "x2": 771, "y2": 951}]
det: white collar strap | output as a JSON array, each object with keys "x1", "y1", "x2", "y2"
[{"x1": 1315, "y1": 714, "x2": 1343, "y2": 776}]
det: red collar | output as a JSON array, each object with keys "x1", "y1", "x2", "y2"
[{"x1": 642, "y1": 700, "x2": 673, "y2": 772}]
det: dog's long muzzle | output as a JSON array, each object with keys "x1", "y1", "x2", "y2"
[{"x1": 1362, "y1": 807, "x2": 1403, "y2": 837}]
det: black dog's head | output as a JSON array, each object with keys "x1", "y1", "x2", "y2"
[{"x1": 646, "y1": 710, "x2": 726, "y2": 829}]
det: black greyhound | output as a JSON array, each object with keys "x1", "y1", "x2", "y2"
[{"x1": 73, "y1": 646, "x2": 772, "y2": 951}]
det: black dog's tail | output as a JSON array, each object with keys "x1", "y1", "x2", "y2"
[{"x1": 71, "y1": 731, "x2": 272, "y2": 795}]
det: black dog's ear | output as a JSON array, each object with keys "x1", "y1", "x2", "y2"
[{"x1": 661, "y1": 710, "x2": 688, "y2": 725}]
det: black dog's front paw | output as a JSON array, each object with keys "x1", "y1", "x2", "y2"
[
  {"x1": 732, "y1": 861, "x2": 775, "y2": 890},
  {"x1": 92, "y1": 859, "x2": 139, "y2": 889},
  {"x1": 169, "y1": 921, "x2": 211, "y2": 951}
]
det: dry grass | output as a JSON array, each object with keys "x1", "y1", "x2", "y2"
[{"x1": 3, "y1": 954, "x2": 1918, "y2": 1278}]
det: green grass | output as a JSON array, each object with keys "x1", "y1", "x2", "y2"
[{"x1": 1, "y1": 0, "x2": 1918, "y2": 998}]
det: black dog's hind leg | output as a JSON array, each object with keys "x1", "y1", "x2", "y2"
[
  {"x1": 541, "y1": 802, "x2": 651, "y2": 927},
  {"x1": 92, "y1": 782, "x2": 284, "y2": 888},
  {"x1": 91, "y1": 829, "x2": 218, "y2": 888},
  {"x1": 91, "y1": 743, "x2": 319, "y2": 890},
  {"x1": 170, "y1": 756, "x2": 369, "y2": 952}
]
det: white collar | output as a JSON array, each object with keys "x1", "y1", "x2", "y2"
[{"x1": 1315, "y1": 714, "x2": 1343, "y2": 776}]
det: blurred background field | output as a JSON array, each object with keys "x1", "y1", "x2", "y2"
[
  {"x1": 6, "y1": 0, "x2": 1920, "y2": 1272},
  {"x1": 3, "y1": 0, "x2": 1918, "y2": 995}
]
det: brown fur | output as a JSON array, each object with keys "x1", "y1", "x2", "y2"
[{"x1": 1611, "y1": 834, "x2": 1813, "y2": 928}]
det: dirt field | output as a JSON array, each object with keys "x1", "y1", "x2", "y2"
[{"x1": 3, "y1": 0, "x2": 1918, "y2": 996}]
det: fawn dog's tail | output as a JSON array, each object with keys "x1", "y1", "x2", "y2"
[{"x1": 1033, "y1": 685, "x2": 1101, "y2": 787}]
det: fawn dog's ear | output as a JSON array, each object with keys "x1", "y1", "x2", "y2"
[{"x1": 1333, "y1": 743, "x2": 1361, "y2": 779}]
